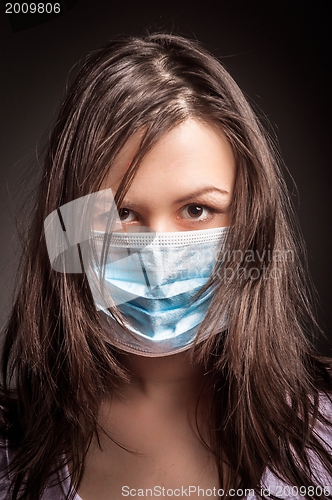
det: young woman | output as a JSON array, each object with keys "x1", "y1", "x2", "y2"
[{"x1": 1, "y1": 33, "x2": 332, "y2": 500}]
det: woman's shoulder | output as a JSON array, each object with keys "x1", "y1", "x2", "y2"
[
  {"x1": 313, "y1": 392, "x2": 332, "y2": 446},
  {"x1": 0, "y1": 438, "x2": 14, "y2": 499},
  {"x1": 259, "y1": 392, "x2": 332, "y2": 499},
  {"x1": 0, "y1": 435, "x2": 81, "y2": 500}
]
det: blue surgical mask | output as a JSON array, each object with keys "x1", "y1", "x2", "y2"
[{"x1": 86, "y1": 227, "x2": 228, "y2": 357}]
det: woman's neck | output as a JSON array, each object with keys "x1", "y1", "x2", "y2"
[
  {"x1": 78, "y1": 351, "x2": 218, "y2": 500},
  {"x1": 114, "y1": 350, "x2": 211, "y2": 411}
]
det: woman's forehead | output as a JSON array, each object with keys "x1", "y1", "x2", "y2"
[{"x1": 103, "y1": 119, "x2": 236, "y2": 196}]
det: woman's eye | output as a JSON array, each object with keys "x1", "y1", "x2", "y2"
[
  {"x1": 118, "y1": 208, "x2": 137, "y2": 222},
  {"x1": 182, "y1": 204, "x2": 210, "y2": 220}
]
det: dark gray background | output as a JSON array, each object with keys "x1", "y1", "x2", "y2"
[{"x1": 1, "y1": 0, "x2": 331, "y2": 352}]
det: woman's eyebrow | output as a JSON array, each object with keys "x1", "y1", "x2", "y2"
[
  {"x1": 119, "y1": 187, "x2": 230, "y2": 209},
  {"x1": 175, "y1": 187, "x2": 229, "y2": 203}
]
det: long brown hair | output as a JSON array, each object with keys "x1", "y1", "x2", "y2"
[{"x1": 1, "y1": 33, "x2": 332, "y2": 500}]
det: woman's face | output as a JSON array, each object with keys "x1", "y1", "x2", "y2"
[{"x1": 104, "y1": 119, "x2": 236, "y2": 232}]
